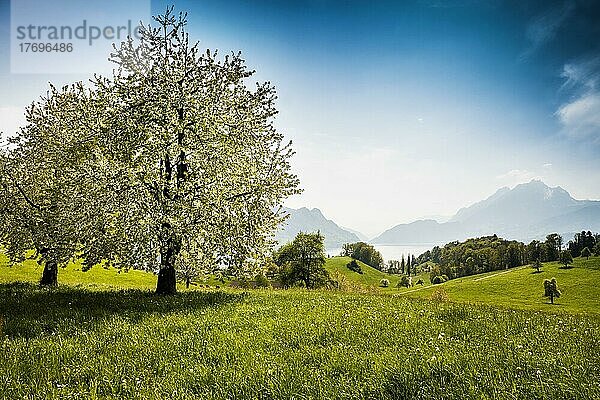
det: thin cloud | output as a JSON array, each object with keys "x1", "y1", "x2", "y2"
[
  {"x1": 520, "y1": 1, "x2": 575, "y2": 60},
  {"x1": 556, "y1": 92, "x2": 600, "y2": 142},
  {"x1": 560, "y1": 56, "x2": 600, "y2": 91},
  {"x1": 556, "y1": 56, "x2": 600, "y2": 143}
]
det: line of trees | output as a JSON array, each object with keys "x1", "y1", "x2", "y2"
[
  {"x1": 567, "y1": 231, "x2": 599, "y2": 258},
  {"x1": 386, "y1": 254, "x2": 417, "y2": 276},
  {"x1": 424, "y1": 235, "x2": 527, "y2": 281},
  {"x1": 420, "y1": 231, "x2": 599, "y2": 282}
]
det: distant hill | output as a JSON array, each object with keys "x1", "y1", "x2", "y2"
[
  {"x1": 340, "y1": 226, "x2": 369, "y2": 241},
  {"x1": 372, "y1": 220, "x2": 463, "y2": 244},
  {"x1": 372, "y1": 180, "x2": 600, "y2": 244},
  {"x1": 324, "y1": 256, "x2": 400, "y2": 288},
  {"x1": 401, "y1": 256, "x2": 600, "y2": 315},
  {"x1": 276, "y1": 207, "x2": 360, "y2": 249}
]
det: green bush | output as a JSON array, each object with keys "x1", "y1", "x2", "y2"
[
  {"x1": 254, "y1": 274, "x2": 271, "y2": 288},
  {"x1": 431, "y1": 275, "x2": 448, "y2": 285},
  {"x1": 397, "y1": 275, "x2": 410, "y2": 288},
  {"x1": 346, "y1": 259, "x2": 363, "y2": 274},
  {"x1": 379, "y1": 278, "x2": 390, "y2": 288}
]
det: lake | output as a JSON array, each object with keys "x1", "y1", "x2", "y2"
[{"x1": 326, "y1": 243, "x2": 441, "y2": 262}]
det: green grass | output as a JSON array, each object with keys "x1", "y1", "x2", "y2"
[
  {"x1": 325, "y1": 256, "x2": 397, "y2": 287},
  {"x1": 400, "y1": 256, "x2": 600, "y2": 315},
  {"x1": 0, "y1": 256, "x2": 158, "y2": 290},
  {"x1": 1, "y1": 283, "x2": 599, "y2": 399},
  {"x1": 0, "y1": 253, "x2": 227, "y2": 291},
  {"x1": 2, "y1": 255, "x2": 600, "y2": 398},
  {"x1": 325, "y1": 256, "x2": 430, "y2": 291}
]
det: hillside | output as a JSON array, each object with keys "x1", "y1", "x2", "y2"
[
  {"x1": 325, "y1": 256, "x2": 401, "y2": 289},
  {"x1": 325, "y1": 255, "x2": 600, "y2": 315},
  {"x1": 372, "y1": 219, "x2": 462, "y2": 244},
  {"x1": 276, "y1": 207, "x2": 360, "y2": 249},
  {"x1": 399, "y1": 256, "x2": 600, "y2": 314},
  {"x1": 373, "y1": 180, "x2": 600, "y2": 244}
]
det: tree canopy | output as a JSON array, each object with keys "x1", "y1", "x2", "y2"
[
  {"x1": 559, "y1": 250, "x2": 573, "y2": 269},
  {"x1": 0, "y1": 83, "x2": 96, "y2": 285},
  {"x1": 341, "y1": 242, "x2": 384, "y2": 270},
  {"x1": 274, "y1": 232, "x2": 329, "y2": 289},
  {"x1": 0, "y1": 8, "x2": 300, "y2": 293},
  {"x1": 581, "y1": 247, "x2": 591, "y2": 259},
  {"x1": 567, "y1": 231, "x2": 598, "y2": 258},
  {"x1": 418, "y1": 235, "x2": 526, "y2": 280},
  {"x1": 543, "y1": 278, "x2": 561, "y2": 304}
]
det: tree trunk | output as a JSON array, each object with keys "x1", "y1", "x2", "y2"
[
  {"x1": 156, "y1": 223, "x2": 180, "y2": 295},
  {"x1": 156, "y1": 265, "x2": 177, "y2": 295},
  {"x1": 550, "y1": 293, "x2": 554, "y2": 304},
  {"x1": 186, "y1": 277, "x2": 190, "y2": 289},
  {"x1": 40, "y1": 260, "x2": 58, "y2": 286}
]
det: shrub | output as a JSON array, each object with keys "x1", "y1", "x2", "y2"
[
  {"x1": 235, "y1": 278, "x2": 251, "y2": 289},
  {"x1": 346, "y1": 259, "x2": 363, "y2": 274},
  {"x1": 380, "y1": 278, "x2": 390, "y2": 288},
  {"x1": 431, "y1": 275, "x2": 448, "y2": 285},
  {"x1": 429, "y1": 288, "x2": 449, "y2": 302},
  {"x1": 429, "y1": 265, "x2": 442, "y2": 284},
  {"x1": 397, "y1": 275, "x2": 410, "y2": 288},
  {"x1": 254, "y1": 274, "x2": 271, "y2": 288},
  {"x1": 416, "y1": 278, "x2": 424, "y2": 285}
]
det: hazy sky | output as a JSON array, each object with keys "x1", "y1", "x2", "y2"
[{"x1": 1, "y1": 0, "x2": 600, "y2": 237}]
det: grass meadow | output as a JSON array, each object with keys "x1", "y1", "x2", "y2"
[
  {"x1": 397, "y1": 257, "x2": 600, "y2": 315},
  {"x1": 1, "y1": 255, "x2": 600, "y2": 399}
]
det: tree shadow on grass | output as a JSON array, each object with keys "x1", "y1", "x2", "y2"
[
  {"x1": 0, "y1": 282, "x2": 246, "y2": 339},
  {"x1": 558, "y1": 266, "x2": 574, "y2": 270}
]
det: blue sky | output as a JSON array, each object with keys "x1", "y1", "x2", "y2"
[{"x1": 1, "y1": 0, "x2": 600, "y2": 236}]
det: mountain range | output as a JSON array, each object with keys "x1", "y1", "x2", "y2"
[
  {"x1": 372, "y1": 180, "x2": 600, "y2": 244},
  {"x1": 278, "y1": 180, "x2": 600, "y2": 249},
  {"x1": 275, "y1": 207, "x2": 360, "y2": 250}
]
